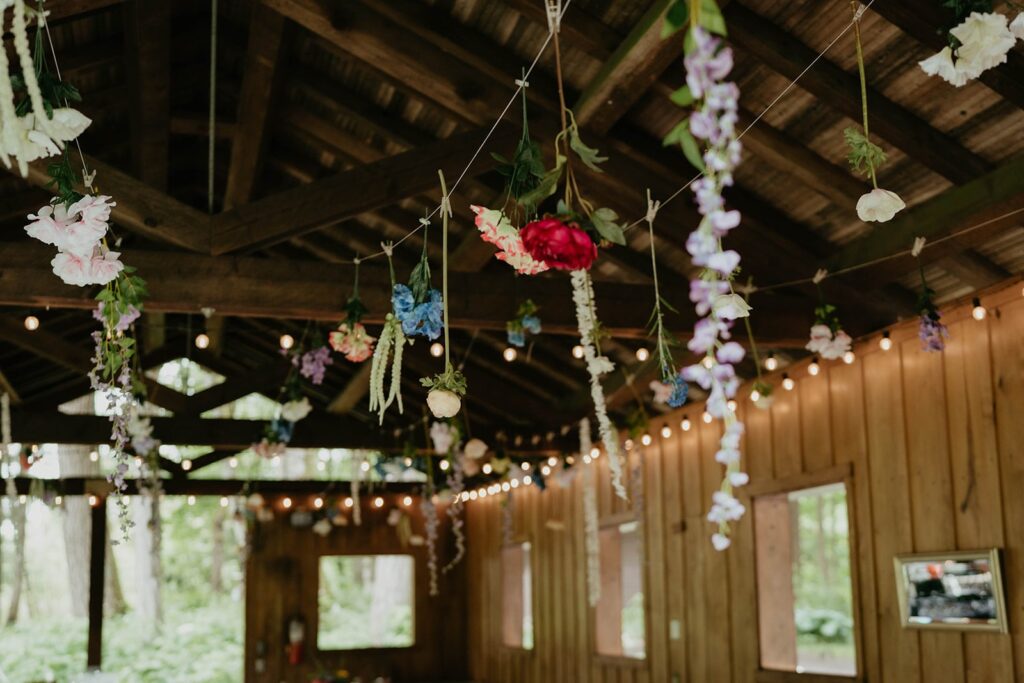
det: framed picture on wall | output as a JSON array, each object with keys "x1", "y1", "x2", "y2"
[{"x1": 893, "y1": 549, "x2": 1008, "y2": 633}]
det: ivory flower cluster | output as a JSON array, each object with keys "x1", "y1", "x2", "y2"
[{"x1": 920, "y1": 12, "x2": 1024, "y2": 86}]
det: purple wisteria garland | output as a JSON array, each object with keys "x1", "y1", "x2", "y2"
[{"x1": 677, "y1": 27, "x2": 749, "y2": 551}]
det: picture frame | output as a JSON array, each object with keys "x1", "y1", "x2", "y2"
[{"x1": 893, "y1": 549, "x2": 1007, "y2": 633}]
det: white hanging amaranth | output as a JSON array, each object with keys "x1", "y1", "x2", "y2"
[{"x1": 580, "y1": 418, "x2": 601, "y2": 607}]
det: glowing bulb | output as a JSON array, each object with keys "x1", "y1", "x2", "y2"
[
  {"x1": 430, "y1": 342, "x2": 444, "y2": 357},
  {"x1": 503, "y1": 346, "x2": 518, "y2": 362},
  {"x1": 681, "y1": 417, "x2": 691, "y2": 431},
  {"x1": 54, "y1": 495, "x2": 63, "y2": 505},
  {"x1": 469, "y1": 490, "x2": 478, "y2": 500},
  {"x1": 282, "y1": 497, "x2": 292, "y2": 509},
  {"x1": 589, "y1": 447, "x2": 600, "y2": 459},
  {"x1": 702, "y1": 356, "x2": 713, "y2": 369},
  {"x1": 403, "y1": 457, "x2": 413, "y2": 467},
  {"x1": 181, "y1": 459, "x2": 192, "y2": 471},
  {"x1": 187, "y1": 495, "x2": 196, "y2": 506},
  {"x1": 88, "y1": 495, "x2": 99, "y2": 507},
  {"x1": 524, "y1": 475, "x2": 532, "y2": 485},
  {"x1": 228, "y1": 456, "x2": 238, "y2": 469},
  {"x1": 541, "y1": 465, "x2": 551, "y2": 476},
  {"x1": 279, "y1": 334, "x2": 295, "y2": 350},
  {"x1": 402, "y1": 495, "x2": 413, "y2": 507},
  {"x1": 782, "y1": 374, "x2": 795, "y2": 391},
  {"x1": 343, "y1": 497, "x2": 354, "y2": 508},
  {"x1": 373, "y1": 496, "x2": 384, "y2": 508},
  {"x1": 219, "y1": 496, "x2": 229, "y2": 508},
  {"x1": 727, "y1": 400, "x2": 738, "y2": 412},
  {"x1": 89, "y1": 450, "x2": 99, "y2": 462},
  {"x1": 764, "y1": 353, "x2": 778, "y2": 371},
  {"x1": 510, "y1": 478, "x2": 519, "y2": 488},
  {"x1": 19, "y1": 495, "x2": 27, "y2": 504},
  {"x1": 439, "y1": 459, "x2": 450, "y2": 471},
  {"x1": 750, "y1": 388, "x2": 761, "y2": 402},
  {"x1": 641, "y1": 433, "x2": 652, "y2": 446},
  {"x1": 479, "y1": 488, "x2": 489, "y2": 498},
  {"x1": 360, "y1": 460, "x2": 370, "y2": 472},
  {"x1": 971, "y1": 297, "x2": 986, "y2": 321},
  {"x1": 808, "y1": 359, "x2": 820, "y2": 376},
  {"x1": 482, "y1": 463, "x2": 493, "y2": 474},
  {"x1": 23, "y1": 315, "x2": 39, "y2": 331},
  {"x1": 547, "y1": 456, "x2": 558, "y2": 467},
  {"x1": 195, "y1": 333, "x2": 210, "y2": 349},
  {"x1": 702, "y1": 411, "x2": 712, "y2": 424},
  {"x1": 843, "y1": 350, "x2": 856, "y2": 365},
  {"x1": 635, "y1": 347, "x2": 650, "y2": 362},
  {"x1": 313, "y1": 497, "x2": 324, "y2": 509},
  {"x1": 571, "y1": 345, "x2": 585, "y2": 359},
  {"x1": 583, "y1": 454, "x2": 592, "y2": 464},
  {"x1": 501, "y1": 482, "x2": 511, "y2": 492},
  {"x1": 879, "y1": 332, "x2": 892, "y2": 351}
]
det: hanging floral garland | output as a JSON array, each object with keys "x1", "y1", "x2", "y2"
[
  {"x1": 806, "y1": 277, "x2": 853, "y2": 360},
  {"x1": 506, "y1": 299, "x2": 542, "y2": 348},
  {"x1": 442, "y1": 452, "x2": 466, "y2": 574},
  {"x1": 912, "y1": 238, "x2": 950, "y2": 352},
  {"x1": 329, "y1": 260, "x2": 376, "y2": 363},
  {"x1": 643, "y1": 192, "x2": 687, "y2": 409},
  {"x1": 369, "y1": 244, "x2": 408, "y2": 424},
  {"x1": 919, "y1": 2, "x2": 1024, "y2": 86},
  {"x1": 253, "y1": 362, "x2": 313, "y2": 459},
  {"x1": 580, "y1": 418, "x2": 601, "y2": 607},
  {"x1": 421, "y1": 496, "x2": 440, "y2": 597}
]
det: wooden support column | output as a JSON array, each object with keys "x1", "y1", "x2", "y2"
[{"x1": 87, "y1": 498, "x2": 107, "y2": 670}]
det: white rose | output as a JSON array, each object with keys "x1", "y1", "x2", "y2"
[
  {"x1": 464, "y1": 438, "x2": 488, "y2": 460},
  {"x1": 280, "y1": 397, "x2": 312, "y2": 422},
  {"x1": 951, "y1": 12, "x2": 1016, "y2": 79},
  {"x1": 919, "y1": 47, "x2": 969, "y2": 87},
  {"x1": 856, "y1": 188, "x2": 905, "y2": 222},
  {"x1": 711, "y1": 292, "x2": 752, "y2": 320},
  {"x1": 427, "y1": 389, "x2": 461, "y2": 418},
  {"x1": 1011, "y1": 13, "x2": 1024, "y2": 40}
]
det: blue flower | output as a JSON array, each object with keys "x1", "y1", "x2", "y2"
[
  {"x1": 271, "y1": 418, "x2": 295, "y2": 443},
  {"x1": 391, "y1": 284, "x2": 415, "y2": 320},
  {"x1": 521, "y1": 314, "x2": 542, "y2": 335},
  {"x1": 507, "y1": 327, "x2": 526, "y2": 347},
  {"x1": 667, "y1": 373, "x2": 688, "y2": 408},
  {"x1": 402, "y1": 288, "x2": 444, "y2": 340}
]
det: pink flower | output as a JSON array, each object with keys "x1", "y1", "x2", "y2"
[
  {"x1": 471, "y1": 206, "x2": 549, "y2": 275},
  {"x1": 329, "y1": 322, "x2": 376, "y2": 363},
  {"x1": 69, "y1": 195, "x2": 115, "y2": 233},
  {"x1": 520, "y1": 218, "x2": 598, "y2": 271},
  {"x1": 51, "y1": 251, "x2": 92, "y2": 286},
  {"x1": 88, "y1": 251, "x2": 124, "y2": 285},
  {"x1": 25, "y1": 204, "x2": 75, "y2": 246}
]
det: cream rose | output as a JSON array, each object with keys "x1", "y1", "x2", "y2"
[
  {"x1": 426, "y1": 389, "x2": 461, "y2": 418},
  {"x1": 711, "y1": 292, "x2": 752, "y2": 320},
  {"x1": 856, "y1": 188, "x2": 905, "y2": 223},
  {"x1": 463, "y1": 438, "x2": 488, "y2": 460}
]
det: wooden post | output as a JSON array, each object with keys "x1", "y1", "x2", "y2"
[{"x1": 87, "y1": 498, "x2": 107, "y2": 670}]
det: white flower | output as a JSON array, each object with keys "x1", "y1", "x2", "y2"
[
  {"x1": 919, "y1": 47, "x2": 969, "y2": 87},
  {"x1": 856, "y1": 188, "x2": 905, "y2": 222},
  {"x1": 649, "y1": 380, "x2": 673, "y2": 404},
  {"x1": 430, "y1": 421, "x2": 455, "y2": 455},
  {"x1": 1011, "y1": 13, "x2": 1024, "y2": 40},
  {"x1": 711, "y1": 292, "x2": 751, "y2": 320},
  {"x1": 463, "y1": 438, "x2": 488, "y2": 460},
  {"x1": 426, "y1": 389, "x2": 461, "y2": 418},
  {"x1": 711, "y1": 533, "x2": 731, "y2": 551},
  {"x1": 951, "y1": 12, "x2": 1017, "y2": 79},
  {"x1": 281, "y1": 397, "x2": 312, "y2": 422}
]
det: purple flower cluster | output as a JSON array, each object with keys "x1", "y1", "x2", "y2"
[
  {"x1": 919, "y1": 311, "x2": 949, "y2": 352},
  {"x1": 680, "y1": 27, "x2": 748, "y2": 552},
  {"x1": 93, "y1": 302, "x2": 141, "y2": 333},
  {"x1": 299, "y1": 346, "x2": 333, "y2": 385}
]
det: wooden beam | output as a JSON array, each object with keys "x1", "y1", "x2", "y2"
[
  {"x1": 170, "y1": 115, "x2": 237, "y2": 140},
  {"x1": 326, "y1": 363, "x2": 373, "y2": 415},
  {"x1": 19, "y1": 156, "x2": 210, "y2": 253},
  {"x1": 725, "y1": 3, "x2": 990, "y2": 184},
  {"x1": 122, "y1": 0, "x2": 171, "y2": 190},
  {"x1": 223, "y1": 6, "x2": 288, "y2": 208},
  {"x1": 12, "y1": 476, "x2": 428, "y2": 496},
  {"x1": 44, "y1": 0, "x2": 124, "y2": 22},
  {"x1": 573, "y1": 0, "x2": 681, "y2": 135},
  {"x1": 502, "y1": 0, "x2": 622, "y2": 57},
  {"x1": 178, "y1": 360, "x2": 290, "y2": 416},
  {"x1": 86, "y1": 498, "x2": 106, "y2": 670},
  {"x1": 0, "y1": 242, "x2": 813, "y2": 344},
  {"x1": 211, "y1": 123, "x2": 515, "y2": 254},
  {"x1": 871, "y1": 0, "x2": 1024, "y2": 110},
  {"x1": 829, "y1": 155, "x2": 1024, "y2": 280}
]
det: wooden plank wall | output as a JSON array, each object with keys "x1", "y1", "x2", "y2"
[
  {"x1": 466, "y1": 280, "x2": 1024, "y2": 683},
  {"x1": 244, "y1": 494, "x2": 468, "y2": 683}
]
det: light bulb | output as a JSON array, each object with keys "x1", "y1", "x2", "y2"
[
  {"x1": 313, "y1": 497, "x2": 324, "y2": 509},
  {"x1": 23, "y1": 315, "x2": 39, "y2": 331},
  {"x1": 521, "y1": 461, "x2": 531, "y2": 471},
  {"x1": 843, "y1": 350, "x2": 856, "y2": 365},
  {"x1": 439, "y1": 459, "x2": 450, "y2": 471},
  {"x1": 727, "y1": 399, "x2": 738, "y2": 412},
  {"x1": 681, "y1": 417, "x2": 691, "y2": 431},
  {"x1": 572, "y1": 345, "x2": 585, "y2": 359},
  {"x1": 469, "y1": 490, "x2": 479, "y2": 500},
  {"x1": 635, "y1": 347, "x2": 650, "y2": 362},
  {"x1": 55, "y1": 496, "x2": 63, "y2": 505},
  {"x1": 430, "y1": 342, "x2": 444, "y2": 357},
  {"x1": 547, "y1": 456, "x2": 558, "y2": 467},
  {"x1": 971, "y1": 297, "x2": 986, "y2": 321},
  {"x1": 402, "y1": 495, "x2": 413, "y2": 507},
  {"x1": 219, "y1": 496, "x2": 229, "y2": 508},
  {"x1": 360, "y1": 460, "x2": 371, "y2": 472},
  {"x1": 181, "y1": 459, "x2": 192, "y2": 471},
  {"x1": 482, "y1": 463, "x2": 493, "y2": 474},
  {"x1": 590, "y1": 447, "x2": 600, "y2": 459},
  {"x1": 661, "y1": 425, "x2": 673, "y2": 438},
  {"x1": 195, "y1": 333, "x2": 210, "y2": 349},
  {"x1": 702, "y1": 411, "x2": 712, "y2": 424},
  {"x1": 879, "y1": 332, "x2": 892, "y2": 351},
  {"x1": 187, "y1": 495, "x2": 196, "y2": 506},
  {"x1": 343, "y1": 497, "x2": 354, "y2": 508},
  {"x1": 373, "y1": 497, "x2": 384, "y2": 508},
  {"x1": 524, "y1": 475, "x2": 532, "y2": 485},
  {"x1": 541, "y1": 465, "x2": 551, "y2": 476},
  {"x1": 808, "y1": 359, "x2": 820, "y2": 376},
  {"x1": 764, "y1": 353, "x2": 778, "y2": 371},
  {"x1": 279, "y1": 334, "x2": 295, "y2": 350},
  {"x1": 480, "y1": 489, "x2": 489, "y2": 498},
  {"x1": 19, "y1": 495, "x2": 27, "y2": 504},
  {"x1": 501, "y1": 482, "x2": 511, "y2": 492},
  {"x1": 782, "y1": 374, "x2": 795, "y2": 391},
  {"x1": 88, "y1": 495, "x2": 99, "y2": 507},
  {"x1": 510, "y1": 478, "x2": 519, "y2": 488},
  {"x1": 228, "y1": 456, "x2": 238, "y2": 468},
  {"x1": 503, "y1": 347, "x2": 518, "y2": 362},
  {"x1": 89, "y1": 450, "x2": 99, "y2": 462},
  {"x1": 641, "y1": 433, "x2": 652, "y2": 446},
  {"x1": 583, "y1": 454, "x2": 592, "y2": 464},
  {"x1": 750, "y1": 388, "x2": 761, "y2": 402},
  {"x1": 282, "y1": 497, "x2": 292, "y2": 509}
]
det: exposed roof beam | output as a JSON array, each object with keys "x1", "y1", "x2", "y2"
[
  {"x1": 40, "y1": 0, "x2": 124, "y2": 22},
  {"x1": 11, "y1": 477, "x2": 426, "y2": 496},
  {"x1": 326, "y1": 363, "x2": 373, "y2": 415},
  {"x1": 223, "y1": 6, "x2": 288, "y2": 208},
  {"x1": 122, "y1": 0, "x2": 171, "y2": 190},
  {"x1": 176, "y1": 360, "x2": 290, "y2": 416}
]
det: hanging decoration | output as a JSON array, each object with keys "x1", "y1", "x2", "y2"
[
  {"x1": 442, "y1": 453, "x2": 466, "y2": 574},
  {"x1": 847, "y1": 2, "x2": 904, "y2": 223},
  {"x1": 420, "y1": 172, "x2": 467, "y2": 419},
  {"x1": 369, "y1": 244, "x2": 408, "y2": 424},
  {"x1": 580, "y1": 418, "x2": 601, "y2": 607},
  {"x1": 421, "y1": 496, "x2": 440, "y2": 597},
  {"x1": 739, "y1": 286, "x2": 773, "y2": 410},
  {"x1": 351, "y1": 454, "x2": 364, "y2": 527},
  {"x1": 506, "y1": 299, "x2": 542, "y2": 348},
  {"x1": 919, "y1": 3, "x2": 1024, "y2": 87},
  {"x1": 643, "y1": 191, "x2": 687, "y2": 409},
  {"x1": 806, "y1": 273, "x2": 853, "y2": 360},
  {"x1": 253, "y1": 362, "x2": 313, "y2": 459},
  {"x1": 912, "y1": 237, "x2": 950, "y2": 352},
  {"x1": 329, "y1": 260, "x2": 376, "y2": 363},
  {"x1": 296, "y1": 344, "x2": 332, "y2": 386},
  {"x1": 2, "y1": 393, "x2": 14, "y2": 501},
  {"x1": 430, "y1": 421, "x2": 457, "y2": 455}
]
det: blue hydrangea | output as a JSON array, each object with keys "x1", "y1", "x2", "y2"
[
  {"x1": 507, "y1": 327, "x2": 526, "y2": 347},
  {"x1": 521, "y1": 314, "x2": 542, "y2": 335},
  {"x1": 271, "y1": 418, "x2": 295, "y2": 442},
  {"x1": 668, "y1": 374, "x2": 688, "y2": 408},
  {"x1": 399, "y1": 288, "x2": 444, "y2": 340},
  {"x1": 391, "y1": 284, "x2": 415, "y2": 319}
]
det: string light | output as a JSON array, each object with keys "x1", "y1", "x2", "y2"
[
  {"x1": 879, "y1": 331, "x2": 892, "y2": 351},
  {"x1": 701, "y1": 356, "x2": 713, "y2": 369},
  {"x1": 282, "y1": 497, "x2": 292, "y2": 509},
  {"x1": 373, "y1": 497, "x2": 384, "y2": 508},
  {"x1": 54, "y1": 496, "x2": 62, "y2": 506},
  {"x1": 228, "y1": 456, "x2": 238, "y2": 468},
  {"x1": 360, "y1": 460, "x2": 371, "y2": 472},
  {"x1": 343, "y1": 497, "x2": 354, "y2": 508},
  {"x1": 439, "y1": 459, "x2": 450, "y2": 471},
  {"x1": 764, "y1": 353, "x2": 778, "y2": 371},
  {"x1": 523, "y1": 475, "x2": 532, "y2": 485},
  {"x1": 641, "y1": 433, "x2": 652, "y2": 446},
  {"x1": 402, "y1": 495, "x2": 413, "y2": 507},
  {"x1": 635, "y1": 347, "x2": 650, "y2": 362},
  {"x1": 187, "y1": 495, "x2": 196, "y2": 506},
  {"x1": 501, "y1": 482, "x2": 511, "y2": 492},
  {"x1": 808, "y1": 358, "x2": 820, "y2": 376},
  {"x1": 541, "y1": 465, "x2": 551, "y2": 475},
  {"x1": 482, "y1": 463, "x2": 493, "y2": 474},
  {"x1": 510, "y1": 478, "x2": 519, "y2": 488},
  {"x1": 469, "y1": 490, "x2": 479, "y2": 500},
  {"x1": 583, "y1": 454, "x2": 592, "y2": 464},
  {"x1": 88, "y1": 495, "x2": 99, "y2": 507},
  {"x1": 842, "y1": 350, "x2": 856, "y2": 365},
  {"x1": 23, "y1": 315, "x2": 39, "y2": 331},
  {"x1": 971, "y1": 297, "x2": 986, "y2": 321},
  {"x1": 89, "y1": 450, "x2": 99, "y2": 462},
  {"x1": 19, "y1": 495, "x2": 27, "y2": 504},
  {"x1": 279, "y1": 334, "x2": 295, "y2": 350},
  {"x1": 479, "y1": 488, "x2": 488, "y2": 498},
  {"x1": 195, "y1": 333, "x2": 210, "y2": 349},
  {"x1": 503, "y1": 346, "x2": 518, "y2": 362},
  {"x1": 750, "y1": 388, "x2": 761, "y2": 402},
  {"x1": 590, "y1": 447, "x2": 600, "y2": 459},
  {"x1": 782, "y1": 373, "x2": 795, "y2": 391},
  {"x1": 571, "y1": 345, "x2": 585, "y2": 359},
  {"x1": 727, "y1": 399, "x2": 737, "y2": 412},
  {"x1": 661, "y1": 425, "x2": 672, "y2": 438},
  {"x1": 430, "y1": 342, "x2": 444, "y2": 357},
  {"x1": 681, "y1": 417, "x2": 691, "y2": 431},
  {"x1": 219, "y1": 496, "x2": 229, "y2": 508},
  {"x1": 702, "y1": 411, "x2": 712, "y2": 424},
  {"x1": 547, "y1": 456, "x2": 558, "y2": 467},
  {"x1": 181, "y1": 459, "x2": 192, "y2": 471},
  {"x1": 313, "y1": 497, "x2": 324, "y2": 509}
]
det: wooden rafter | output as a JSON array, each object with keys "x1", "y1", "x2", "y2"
[{"x1": 122, "y1": 0, "x2": 170, "y2": 190}]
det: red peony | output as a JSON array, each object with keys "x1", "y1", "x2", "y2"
[{"x1": 520, "y1": 218, "x2": 598, "y2": 271}]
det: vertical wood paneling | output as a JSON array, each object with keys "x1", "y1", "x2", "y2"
[{"x1": 466, "y1": 282, "x2": 1024, "y2": 683}]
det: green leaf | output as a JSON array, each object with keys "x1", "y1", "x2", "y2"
[
  {"x1": 517, "y1": 156, "x2": 564, "y2": 211},
  {"x1": 408, "y1": 253, "x2": 432, "y2": 305},
  {"x1": 844, "y1": 127, "x2": 887, "y2": 179},
  {"x1": 669, "y1": 85, "x2": 694, "y2": 107},
  {"x1": 699, "y1": 0, "x2": 727, "y2": 36},
  {"x1": 568, "y1": 126, "x2": 607, "y2": 172},
  {"x1": 663, "y1": 120, "x2": 705, "y2": 172},
  {"x1": 662, "y1": 0, "x2": 689, "y2": 39},
  {"x1": 590, "y1": 207, "x2": 626, "y2": 245}
]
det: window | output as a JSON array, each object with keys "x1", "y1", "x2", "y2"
[
  {"x1": 595, "y1": 520, "x2": 645, "y2": 659},
  {"x1": 754, "y1": 482, "x2": 857, "y2": 677},
  {"x1": 317, "y1": 555, "x2": 415, "y2": 650},
  {"x1": 502, "y1": 542, "x2": 534, "y2": 649}
]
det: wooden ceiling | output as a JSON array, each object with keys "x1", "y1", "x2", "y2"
[{"x1": 1, "y1": 0, "x2": 1022, "y2": 442}]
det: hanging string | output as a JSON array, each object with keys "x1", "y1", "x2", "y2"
[{"x1": 208, "y1": 0, "x2": 218, "y2": 213}]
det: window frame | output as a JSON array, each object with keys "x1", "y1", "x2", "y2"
[
  {"x1": 314, "y1": 552, "x2": 418, "y2": 653},
  {"x1": 500, "y1": 536, "x2": 536, "y2": 653},
  {"x1": 746, "y1": 463, "x2": 864, "y2": 683},
  {"x1": 591, "y1": 511, "x2": 649, "y2": 664}
]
